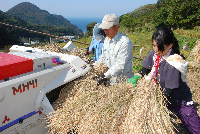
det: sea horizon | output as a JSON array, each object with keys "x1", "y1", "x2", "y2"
[{"x1": 66, "y1": 17, "x2": 102, "y2": 33}]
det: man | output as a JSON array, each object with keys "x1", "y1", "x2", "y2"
[
  {"x1": 93, "y1": 14, "x2": 133, "y2": 85},
  {"x1": 86, "y1": 23, "x2": 105, "y2": 61}
]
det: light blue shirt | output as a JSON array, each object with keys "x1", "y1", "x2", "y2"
[{"x1": 89, "y1": 35, "x2": 104, "y2": 61}]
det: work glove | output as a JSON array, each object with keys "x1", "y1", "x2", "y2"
[
  {"x1": 96, "y1": 74, "x2": 107, "y2": 86},
  {"x1": 127, "y1": 75, "x2": 140, "y2": 87}
]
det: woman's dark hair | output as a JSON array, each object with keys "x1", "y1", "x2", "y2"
[{"x1": 152, "y1": 27, "x2": 180, "y2": 55}]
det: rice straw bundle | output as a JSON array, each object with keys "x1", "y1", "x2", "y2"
[
  {"x1": 121, "y1": 78, "x2": 176, "y2": 134},
  {"x1": 93, "y1": 63, "x2": 108, "y2": 75},
  {"x1": 46, "y1": 75, "x2": 177, "y2": 134}
]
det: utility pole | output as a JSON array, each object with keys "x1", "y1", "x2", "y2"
[
  {"x1": 50, "y1": 37, "x2": 51, "y2": 44},
  {"x1": 29, "y1": 38, "x2": 31, "y2": 45}
]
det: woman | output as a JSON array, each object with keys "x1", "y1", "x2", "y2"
[{"x1": 128, "y1": 27, "x2": 200, "y2": 133}]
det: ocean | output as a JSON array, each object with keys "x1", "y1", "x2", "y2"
[{"x1": 66, "y1": 17, "x2": 103, "y2": 33}]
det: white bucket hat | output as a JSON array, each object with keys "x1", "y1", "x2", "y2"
[{"x1": 98, "y1": 14, "x2": 119, "y2": 29}]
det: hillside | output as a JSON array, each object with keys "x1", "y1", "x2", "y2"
[
  {"x1": 120, "y1": 0, "x2": 200, "y2": 32},
  {"x1": 0, "y1": 2, "x2": 85, "y2": 48},
  {"x1": 128, "y1": 4, "x2": 156, "y2": 18},
  {"x1": 0, "y1": 11, "x2": 54, "y2": 48},
  {"x1": 0, "y1": 10, "x2": 28, "y2": 47},
  {"x1": 7, "y1": 2, "x2": 81, "y2": 31}
]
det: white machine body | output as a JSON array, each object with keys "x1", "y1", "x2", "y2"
[
  {"x1": 61, "y1": 41, "x2": 77, "y2": 52},
  {"x1": 0, "y1": 45, "x2": 91, "y2": 134}
]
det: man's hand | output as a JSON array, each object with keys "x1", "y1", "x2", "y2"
[{"x1": 96, "y1": 74, "x2": 107, "y2": 86}]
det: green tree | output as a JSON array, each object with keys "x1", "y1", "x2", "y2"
[
  {"x1": 154, "y1": 0, "x2": 200, "y2": 29},
  {"x1": 86, "y1": 22, "x2": 97, "y2": 37},
  {"x1": 0, "y1": 26, "x2": 20, "y2": 48},
  {"x1": 119, "y1": 4, "x2": 157, "y2": 32}
]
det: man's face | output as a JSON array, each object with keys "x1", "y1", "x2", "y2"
[{"x1": 103, "y1": 25, "x2": 119, "y2": 39}]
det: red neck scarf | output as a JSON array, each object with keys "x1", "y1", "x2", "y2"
[{"x1": 155, "y1": 55, "x2": 160, "y2": 82}]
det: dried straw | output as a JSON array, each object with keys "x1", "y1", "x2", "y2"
[
  {"x1": 46, "y1": 74, "x2": 177, "y2": 134},
  {"x1": 35, "y1": 43, "x2": 89, "y2": 61},
  {"x1": 121, "y1": 78, "x2": 176, "y2": 134},
  {"x1": 93, "y1": 63, "x2": 108, "y2": 76},
  {"x1": 68, "y1": 48, "x2": 86, "y2": 60},
  {"x1": 36, "y1": 43, "x2": 62, "y2": 53}
]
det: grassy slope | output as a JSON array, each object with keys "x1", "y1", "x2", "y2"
[{"x1": 74, "y1": 25, "x2": 200, "y2": 72}]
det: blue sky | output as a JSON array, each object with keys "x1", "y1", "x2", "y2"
[{"x1": 0, "y1": 0, "x2": 158, "y2": 18}]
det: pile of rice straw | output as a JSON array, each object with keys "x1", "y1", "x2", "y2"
[
  {"x1": 46, "y1": 69, "x2": 177, "y2": 133},
  {"x1": 36, "y1": 44, "x2": 88, "y2": 61},
  {"x1": 36, "y1": 43, "x2": 62, "y2": 53},
  {"x1": 68, "y1": 48, "x2": 87, "y2": 61}
]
